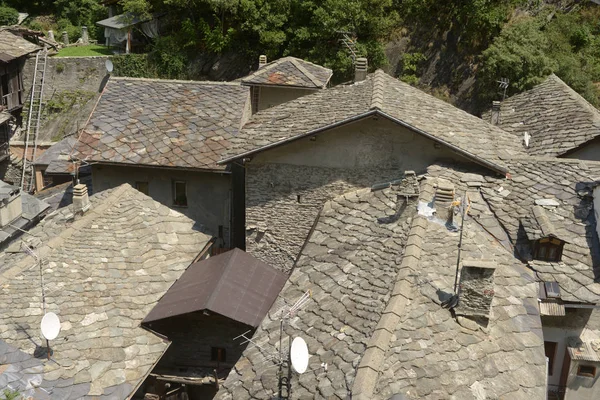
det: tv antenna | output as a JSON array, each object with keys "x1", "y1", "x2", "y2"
[
  {"x1": 442, "y1": 192, "x2": 471, "y2": 309},
  {"x1": 233, "y1": 290, "x2": 318, "y2": 399},
  {"x1": 23, "y1": 242, "x2": 60, "y2": 359},
  {"x1": 496, "y1": 77, "x2": 509, "y2": 101}
]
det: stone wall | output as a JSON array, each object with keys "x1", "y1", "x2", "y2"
[
  {"x1": 245, "y1": 117, "x2": 474, "y2": 272},
  {"x1": 20, "y1": 56, "x2": 109, "y2": 143}
]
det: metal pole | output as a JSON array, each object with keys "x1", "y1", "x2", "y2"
[{"x1": 453, "y1": 192, "x2": 468, "y2": 293}]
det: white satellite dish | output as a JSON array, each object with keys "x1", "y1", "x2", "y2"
[
  {"x1": 290, "y1": 337, "x2": 309, "y2": 374},
  {"x1": 105, "y1": 59, "x2": 114, "y2": 73},
  {"x1": 41, "y1": 312, "x2": 61, "y2": 340}
]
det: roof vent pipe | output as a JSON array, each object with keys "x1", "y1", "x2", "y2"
[
  {"x1": 72, "y1": 182, "x2": 90, "y2": 214},
  {"x1": 259, "y1": 55, "x2": 267, "y2": 67},
  {"x1": 490, "y1": 101, "x2": 501, "y2": 126},
  {"x1": 354, "y1": 57, "x2": 368, "y2": 82}
]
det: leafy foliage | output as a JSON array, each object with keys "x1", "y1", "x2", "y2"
[
  {"x1": 479, "y1": 8, "x2": 600, "y2": 106},
  {"x1": 0, "y1": 5, "x2": 19, "y2": 26}
]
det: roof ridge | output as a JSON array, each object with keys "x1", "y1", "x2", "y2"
[
  {"x1": 370, "y1": 70, "x2": 385, "y2": 110},
  {"x1": 351, "y1": 182, "x2": 428, "y2": 399},
  {"x1": 111, "y1": 76, "x2": 242, "y2": 86},
  {"x1": 289, "y1": 58, "x2": 324, "y2": 88},
  {"x1": 0, "y1": 184, "x2": 131, "y2": 284},
  {"x1": 545, "y1": 74, "x2": 600, "y2": 122}
]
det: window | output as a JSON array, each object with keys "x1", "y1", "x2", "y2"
[
  {"x1": 173, "y1": 180, "x2": 187, "y2": 207},
  {"x1": 577, "y1": 365, "x2": 596, "y2": 377},
  {"x1": 135, "y1": 181, "x2": 149, "y2": 195},
  {"x1": 211, "y1": 347, "x2": 226, "y2": 362},
  {"x1": 544, "y1": 341, "x2": 557, "y2": 376},
  {"x1": 251, "y1": 86, "x2": 260, "y2": 114},
  {"x1": 533, "y1": 237, "x2": 564, "y2": 262}
]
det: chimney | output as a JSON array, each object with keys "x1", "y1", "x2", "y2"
[
  {"x1": 434, "y1": 180, "x2": 455, "y2": 223},
  {"x1": 490, "y1": 101, "x2": 501, "y2": 125},
  {"x1": 354, "y1": 57, "x2": 368, "y2": 82},
  {"x1": 258, "y1": 55, "x2": 267, "y2": 67},
  {"x1": 0, "y1": 186, "x2": 22, "y2": 228},
  {"x1": 72, "y1": 183, "x2": 90, "y2": 214},
  {"x1": 454, "y1": 261, "x2": 497, "y2": 322}
]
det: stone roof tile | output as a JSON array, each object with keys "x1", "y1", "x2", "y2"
[
  {"x1": 223, "y1": 70, "x2": 525, "y2": 173},
  {"x1": 242, "y1": 57, "x2": 332, "y2": 89},
  {"x1": 73, "y1": 77, "x2": 251, "y2": 170},
  {"x1": 0, "y1": 184, "x2": 211, "y2": 398},
  {"x1": 483, "y1": 75, "x2": 600, "y2": 157}
]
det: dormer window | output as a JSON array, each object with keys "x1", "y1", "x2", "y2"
[{"x1": 532, "y1": 237, "x2": 565, "y2": 262}]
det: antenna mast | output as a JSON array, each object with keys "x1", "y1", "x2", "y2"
[{"x1": 496, "y1": 77, "x2": 509, "y2": 101}]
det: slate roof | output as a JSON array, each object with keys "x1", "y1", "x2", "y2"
[
  {"x1": 73, "y1": 77, "x2": 251, "y2": 171},
  {"x1": 483, "y1": 74, "x2": 600, "y2": 157},
  {"x1": 34, "y1": 137, "x2": 77, "y2": 175},
  {"x1": 429, "y1": 158, "x2": 600, "y2": 304},
  {"x1": 522, "y1": 205, "x2": 568, "y2": 242},
  {"x1": 143, "y1": 248, "x2": 287, "y2": 327},
  {"x1": 0, "y1": 184, "x2": 211, "y2": 399},
  {"x1": 216, "y1": 174, "x2": 546, "y2": 399},
  {"x1": 241, "y1": 57, "x2": 332, "y2": 89},
  {"x1": 0, "y1": 30, "x2": 40, "y2": 60},
  {"x1": 222, "y1": 70, "x2": 525, "y2": 174}
]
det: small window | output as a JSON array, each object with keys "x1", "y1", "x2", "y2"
[
  {"x1": 577, "y1": 365, "x2": 596, "y2": 377},
  {"x1": 135, "y1": 181, "x2": 149, "y2": 195},
  {"x1": 544, "y1": 282, "x2": 561, "y2": 299},
  {"x1": 173, "y1": 180, "x2": 187, "y2": 207},
  {"x1": 545, "y1": 341, "x2": 557, "y2": 376},
  {"x1": 211, "y1": 347, "x2": 226, "y2": 362},
  {"x1": 533, "y1": 238, "x2": 564, "y2": 262}
]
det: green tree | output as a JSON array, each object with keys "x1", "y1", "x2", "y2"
[
  {"x1": 479, "y1": 16, "x2": 556, "y2": 102},
  {"x1": 0, "y1": 5, "x2": 19, "y2": 26}
]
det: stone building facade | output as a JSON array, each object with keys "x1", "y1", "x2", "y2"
[{"x1": 244, "y1": 117, "x2": 474, "y2": 272}]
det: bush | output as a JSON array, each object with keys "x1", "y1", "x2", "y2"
[
  {"x1": 0, "y1": 6, "x2": 19, "y2": 26},
  {"x1": 57, "y1": 18, "x2": 81, "y2": 43},
  {"x1": 111, "y1": 54, "x2": 154, "y2": 78}
]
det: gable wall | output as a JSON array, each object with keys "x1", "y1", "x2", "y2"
[
  {"x1": 565, "y1": 138, "x2": 600, "y2": 161},
  {"x1": 244, "y1": 116, "x2": 477, "y2": 272},
  {"x1": 256, "y1": 86, "x2": 318, "y2": 112}
]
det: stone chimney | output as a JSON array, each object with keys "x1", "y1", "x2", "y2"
[
  {"x1": 0, "y1": 186, "x2": 22, "y2": 228},
  {"x1": 259, "y1": 55, "x2": 267, "y2": 67},
  {"x1": 354, "y1": 57, "x2": 368, "y2": 82},
  {"x1": 434, "y1": 179, "x2": 455, "y2": 223},
  {"x1": 455, "y1": 261, "x2": 497, "y2": 321},
  {"x1": 490, "y1": 101, "x2": 501, "y2": 125},
  {"x1": 73, "y1": 183, "x2": 90, "y2": 214}
]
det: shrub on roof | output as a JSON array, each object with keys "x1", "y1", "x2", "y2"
[{"x1": 0, "y1": 6, "x2": 19, "y2": 26}]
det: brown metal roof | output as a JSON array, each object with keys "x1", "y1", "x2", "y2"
[{"x1": 143, "y1": 248, "x2": 287, "y2": 327}]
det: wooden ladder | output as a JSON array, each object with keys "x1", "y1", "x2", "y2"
[{"x1": 21, "y1": 48, "x2": 48, "y2": 193}]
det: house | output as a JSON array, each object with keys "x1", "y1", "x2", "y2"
[
  {"x1": 139, "y1": 248, "x2": 287, "y2": 399},
  {"x1": 0, "y1": 29, "x2": 41, "y2": 161},
  {"x1": 213, "y1": 66, "x2": 600, "y2": 399},
  {"x1": 221, "y1": 67, "x2": 524, "y2": 270},
  {"x1": 72, "y1": 77, "x2": 252, "y2": 247},
  {"x1": 214, "y1": 169, "x2": 549, "y2": 399},
  {"x1": 483, "y1": 74, "x2": 600, "y2": 160},
  {"x1": 241, "y1": 55, "x2": 333, "y2": 113},
  {"x1": 97, "y1": 12, "x2": 161, "y2": 53},
  {"x1": 0, "y1": 183, "x2": 212, "y2": 398}
]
